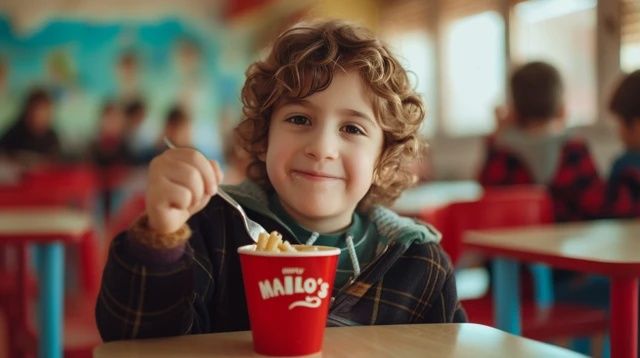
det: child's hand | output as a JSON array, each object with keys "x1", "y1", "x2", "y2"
[{"x1": 146, "y1": 148, "x2": 223, "y2": 234}]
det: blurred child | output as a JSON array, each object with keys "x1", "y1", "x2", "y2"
[
  {"x1": 139, "y1": 105, "x2": 193, "y2": 162},
  {"x1": 606, "y1": 69, "x2": 640, "y2": 217},
  {"x1": 0, "y1": 87, "x2": 61, "y2": 163},
  {"x1": 478, "y1": 62, "x2": 604, "y2": 222},
  {"x1": 122, "y1": 98, "x2": 147, "y2": 163},
  {"x1": 89, "y1": 101, "x2": 131, "y2": 166},
  {"x1": 221, "y1": 132, "x2": 251, "y2": 185},
  {"x1": 162, "y1": 105, "x2": 192, "y2": 148},
  {"x1": 96, "y1": 20, "x2": 465, "y2": 341}
]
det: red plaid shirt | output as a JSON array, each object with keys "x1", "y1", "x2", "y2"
[
  {"x1": 478, "y1": 137, "x2": 606, "y2": 222},
  {"x1": 606, "y1": 167, "x2": 640, "y2": 218}
]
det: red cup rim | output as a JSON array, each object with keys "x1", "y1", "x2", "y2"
[{"x1": 237, "y1": 244, "x2": 340, "y2": 257}]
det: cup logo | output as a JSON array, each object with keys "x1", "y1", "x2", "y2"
[{"x1": 257, "y1": 267, "x2": 329, "y2": 310}]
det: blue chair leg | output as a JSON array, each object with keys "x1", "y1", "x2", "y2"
[
  {"x1": 602, "y1": 334, "x2": 610, "y2": 358},
  {"x1": 493, "y1": 258, "x2": 521, "y2": 334},
  {"x1": 529, "y1": 263, "x2": 554, "y2": 309},
  {"x1": 570, "y1": 337, "x2": 590, "y2": 355},
  {"x1": 36, "y1": 243, "x2": 64, "y2": 358}
]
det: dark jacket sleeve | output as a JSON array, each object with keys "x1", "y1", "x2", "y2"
[
  {"x1": 95, "y1": 228, "x2": 212, "y2": 341},
  {"x1": 419, "y1": 243, "x2": 467, "y2": 323}
]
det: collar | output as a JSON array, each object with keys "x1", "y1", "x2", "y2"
[{"x1": 267, "y1": 193, "x2": 367, "y2": 248}]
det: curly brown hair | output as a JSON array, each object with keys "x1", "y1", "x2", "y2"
[{"x1": 235, "y1": 19, "x2": 425, "y2": 210}]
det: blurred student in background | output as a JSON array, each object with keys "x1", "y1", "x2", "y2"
[
  {"x1": 122, "y1": 98, "x2": 147, "y2": 163},
  {"x1": 88, "y1": 101, "x2": 132, "y2": 167},
  {"x1": 221, "y1": 131, "x2": 251, "y2": 185},
  {"x1": 478, "y1": 61, "x2": 611, "y2": 309},
  {"x1": 139, "y1": 104, "x2": 192, "y2": 163},
  {"x1": 162, "y1": 105, "x2": 192, "y2": 147},
  {"x1": 477, "y1": 61, "x2": 603, "y2": 222},
  {"x1": 0, "y1": 87, "x2": 61, "y2": 164},
  {"x1": 606, "y1": 69, "x2": 640, "y2": 218}
]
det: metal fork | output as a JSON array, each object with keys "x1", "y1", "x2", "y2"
[
  {"x1": 215, "y1": 188, "x2": 267, "y2": 243},
  {"x1": 163, "y1": 137, "x2": 266, "y2": 242}
]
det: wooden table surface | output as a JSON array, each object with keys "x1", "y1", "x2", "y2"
[
  {"x1": 465, "y1": 219, "x2": 640, "y2": 275},
  {"x1": 464, "y1": 219, "x2": 640, "y2": 358},
  {"x1": 0, "y1": 207, "x2": 92, "y2": 241},
  {"x1": 391, "y1": 181, "x2": 482, "y2": 214},
  {"x1": 94, "y1": 323, "x2": 585, "y2": 358}
]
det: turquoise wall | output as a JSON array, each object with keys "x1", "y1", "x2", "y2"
[{"x1": 0, "y1": 15, "x2": 247, "y2": 161}]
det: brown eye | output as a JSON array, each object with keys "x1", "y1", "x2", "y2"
[
  {"x1": 342, "y1": 124, "x2": 365, "y2": 135},
  {"x1": 286, "y1": 115, "x2": 310, "y2": 126}
]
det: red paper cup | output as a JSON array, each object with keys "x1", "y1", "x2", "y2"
[{"x1": 238, "y1": 244, "x2": 340, "y2": 356}]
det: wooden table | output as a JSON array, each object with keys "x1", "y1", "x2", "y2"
[
  {"x1": 94, "y1": 323, "x2": 585, "y2": 357},
  {"x1": 391, "y1": 180, "x2": 482, "y2": 214},
  {"x1": 465, "y1": 219, "x2": 640, "y2": 358},
  {"x1": 0, "y1": 208, "x2": 92, "y2": 358}
]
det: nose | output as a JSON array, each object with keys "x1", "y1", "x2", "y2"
[{"x1": 304, "y1": 126, "x2": 339, "y2": 161}]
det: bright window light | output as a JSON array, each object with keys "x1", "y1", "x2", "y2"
[
  {"x1": 389, "y1": 31, "x2": 436, "y2": 137},
  {"x1": 443, "y1": 11, "x2": 506, "y2": 136}
]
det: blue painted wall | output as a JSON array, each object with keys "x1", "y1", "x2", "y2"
[{"x1": 0, "y1": 15, "x2": 247, "y2": 161}]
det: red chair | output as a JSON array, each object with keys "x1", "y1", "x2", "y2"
[
  {"x1": 422, "y1": 185, "x2": 608, "y2": 342},
  {"x1": 0, "y1": 165, "x2": 103, "y2": 295},
  {"x1": 0, "y1": 165, "x2": 103, "y2": 357}
]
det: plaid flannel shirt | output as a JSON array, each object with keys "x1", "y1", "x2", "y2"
[
  {"x1": 606, "y1": 167, "x2": 640, "y2": 218},
  {"x1": 478, "y1": 137, "x2": 606, "y2": 222},
  {"x1": 96, "y1": 185, "x2": 466, "y2": 342}
]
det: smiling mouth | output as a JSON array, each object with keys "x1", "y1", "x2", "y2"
[{"x1": 291, "y1": 170, "x2": 342, "y2": 181}]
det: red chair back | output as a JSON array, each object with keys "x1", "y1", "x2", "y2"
[
  {"x1": 427, "y1": 185, "x2": 553, "y2": 265},
  {"x1": 0, "y1": 164, "x2": 100, "y2": 209}
]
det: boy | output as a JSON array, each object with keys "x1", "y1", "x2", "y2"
[
  {"x1": 0, "y1": 87, "x2": 61, "y2": 163},
  {"x1": 96, "y1": 20, "x2": 466, "y2": 341},
  {"x1": 478, "y1": 61, "x2": 604, "y2": 222},
  {"x1": 606, "y1": 69, "x2": 640, "y2": 217},
  {"x1": 139, "y1": 105, "x2": 193, "y2": 163}
]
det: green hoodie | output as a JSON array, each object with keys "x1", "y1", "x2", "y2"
[{"x1": 224, "y1": 181, "x2": 442, "y2": 288}]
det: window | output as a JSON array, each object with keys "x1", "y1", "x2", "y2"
[
  {"x1": 621, "y1": 0, "x2": 640, "y2": 72},
  {"x1": 388, "y1": 31, "x2": 437, "y2": 137},
  {"x1": 442, "y1": 11, "x2": 506, "y2": 136},
  {"x1": 512, "y1": 0, "x2": 597, "y2": 126}
]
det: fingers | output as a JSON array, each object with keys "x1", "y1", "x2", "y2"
[
  {"x1": 210, "y1": 160, "x2": 224, "y2": 191},
  {"x1": 147, "y1": 148, "x2": 225, "y2": 231},
  {"x1": 159, "y1": 178, "x2": 193, "y2": 210},
  {"x1": 170, "y1": 148, "x2": 219, "y2": 195}
]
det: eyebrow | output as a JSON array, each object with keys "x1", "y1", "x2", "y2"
[{"x1": 280, "y1": 98, "x2": 377, "y2": 126}]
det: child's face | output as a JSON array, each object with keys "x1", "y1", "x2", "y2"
[
  {"x1": 101, "y1": 109, "x2": 125, "y2": 137},
  {"x1": 27, "y1": 101, "x2": 53, "y2": 134},
  {"x1": 617, "y1": 116, "x2": 640, "y2": 151},
  {"x1": 266, "y1": 70, "x2": 384, "y2": 232},
  {"x1": 165, "y1": 121, "x2": 192, "y2": 147}
]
